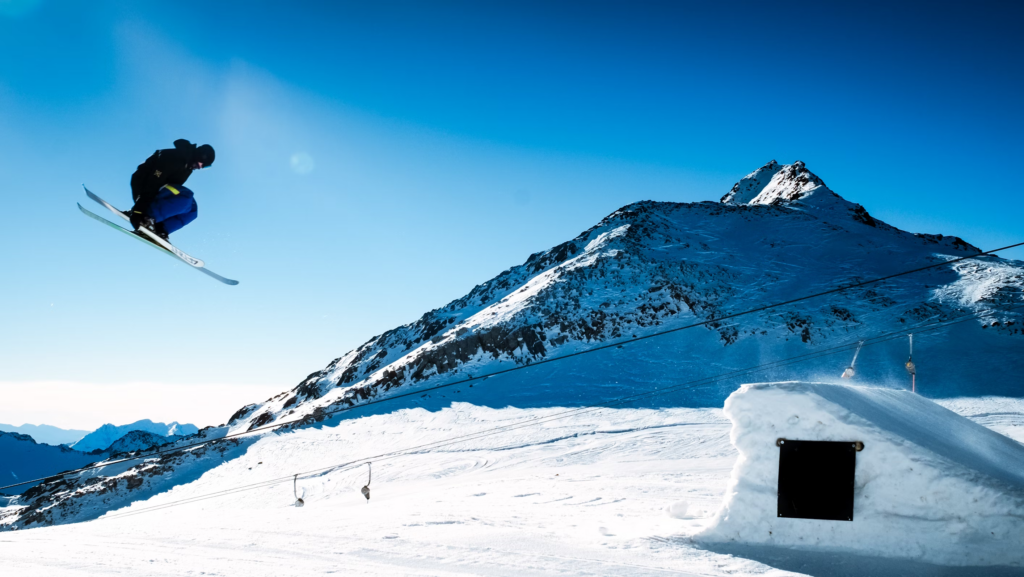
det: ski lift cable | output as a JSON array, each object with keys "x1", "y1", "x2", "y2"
[
  {"x1": 304, "y1": 305, "x2": 1019, "y2": 470},
  {"x1": 193, "y1": 303, "x2": 1023, "y2": 472},
  {"x1": 95, "y1": 306, "x2": 1015, "y2": 525},
  {"x1": 88, "y1": 304, "x2": 1022, "y2": 523},
  {"x1": 3, "y1": 244, "x2": 1020, "y2": 497},
  {"x1": 99, "y1": 303, "x2": 1021, "y2": 523},
  {"x1": 4, "y1": 264, "x2": 1019, "y2": 498}
]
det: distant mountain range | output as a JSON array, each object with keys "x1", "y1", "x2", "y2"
[
  {"x1": 0, "y1": 419, "x2": 197, "y2": 495},
  {"x1": 0, "y1": 423, "x2": 89, "y2": 446},
  {"x1": 71, "y1": 420, "x2": 197, "y2": 452}
]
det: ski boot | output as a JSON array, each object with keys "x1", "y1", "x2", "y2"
[{"x1": 130, "y1": 214, "x2": 169, "y2": 244}]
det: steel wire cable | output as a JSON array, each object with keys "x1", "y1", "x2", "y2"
[
  {"x1": 3, "y1": 241, "x2": 1021, "y2": 493},
  {"x1": 90, "y1": 302, "x2": 1022, "y2": 523}
]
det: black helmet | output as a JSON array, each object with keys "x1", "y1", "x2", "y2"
[{"x1": 194, "y1": 144, "x2": 215, "y2": 168}]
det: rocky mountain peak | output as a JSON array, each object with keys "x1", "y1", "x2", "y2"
[
  {"x1": 720, "y1": 160, "x2": 783, "y2": 204},
  {"x1": 722, "y1": 160, "x2": 835, "y2": 207}
]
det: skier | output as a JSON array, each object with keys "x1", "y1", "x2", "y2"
[{"x1": 128, "y1": 139, "x2": 215, "y2": 241}]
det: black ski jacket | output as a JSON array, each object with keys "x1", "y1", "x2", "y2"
[{"x1": 130, "y1": 139, "x2": 198, "y2": 209}]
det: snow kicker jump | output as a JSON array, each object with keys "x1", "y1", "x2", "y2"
[
  {"x1": 697, "y1": 382, "x2": 1024, "y2": 566},
  {"x1": 79, "y1": 186, "x2": 238, "y2": 285}
]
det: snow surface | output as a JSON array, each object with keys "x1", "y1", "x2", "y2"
[
  {"x1": 2, "y1": 395, "x2": 1023, "y2": 575},
  {"x1": 698, "y1": 383, "x2": 1024, "y2": 566}
]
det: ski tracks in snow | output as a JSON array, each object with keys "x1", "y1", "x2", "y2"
[{"x1": 2, "y1": 400, "x2": 1021, "y2": 576}]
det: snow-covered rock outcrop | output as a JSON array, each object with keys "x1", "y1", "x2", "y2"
[
  {"x1": 722, "y1": 160, "x2": 830, "y2": 207},
  {"x1": 698, "y1": 382, "x2": 1024, "y2": 566}
]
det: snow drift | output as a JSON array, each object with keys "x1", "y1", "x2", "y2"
[{"x1": 698, "y1": 382, "x2": 1024, "y2": 566}]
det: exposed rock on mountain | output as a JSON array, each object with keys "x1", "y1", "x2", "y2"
[{"x1": 105, "y1": 431, "x2": 181, "y2": 456}]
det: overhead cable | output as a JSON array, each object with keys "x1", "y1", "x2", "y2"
[
  {"x1": 3, "y1": 241, "x2": 1020, "y2": 492},
  {"x1": 91, "y1": 303, "x2": 1021, "y2": 523}
]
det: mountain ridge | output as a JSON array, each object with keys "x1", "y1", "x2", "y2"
[
  {"x1": 227, "y1": 160, "x2": 1018, "y2": 434},
  {"x1": 0, "y1": 423, "x2": 89, "y2": 447},
  {"x1": 71, "y1": 420, "x2": 198, "y2": 453}
]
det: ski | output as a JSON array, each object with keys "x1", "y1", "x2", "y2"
[
  {"x1": 78, "y1": 202, "x2": 239, "y2": 286},
  {"x1": 83, "y1": 185, "x2": 204, "y2": 267}
]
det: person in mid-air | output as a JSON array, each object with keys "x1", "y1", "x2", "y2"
[{"x1": 128, "y1": 139, "x2": 215, "y2": 241}]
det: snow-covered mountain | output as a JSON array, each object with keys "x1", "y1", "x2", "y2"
[
  {"x1": 0, "y1": 423, "x2": 89, "y2": 447},
  {"x1": 105, "y1": 431, "x2": 182, "y2": 456},
  {"x1": 3, "y1": 160, "x2": 1022, "y2": 530},
  {"x1": 71, "y1": 420, "x2": 197, "y2": 453},
  {"x1": 225, "y1": 159, "x2": 1022, "y2": 434}
]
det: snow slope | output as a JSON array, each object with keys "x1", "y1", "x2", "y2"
[
  {"x1": 2, "y1": 396, "x2": 1022, "y2": 575},
  {"x1": 697, "y1": 382, "x2": 1024, "y2": 566},
  {"x1": 71, "y1": 420, "x2": 198, "y2": 452},
  {"x1": 0, "y1": 423, "x2": 89, "y2": 447}
]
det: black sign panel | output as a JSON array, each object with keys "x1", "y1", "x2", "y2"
[{"x1": 777, "y1": 439, "x2": 858, "y2": 521}]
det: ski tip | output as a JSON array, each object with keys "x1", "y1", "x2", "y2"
[{"x1": 199, "y1": 268, "x2": 240, "y2": 285}]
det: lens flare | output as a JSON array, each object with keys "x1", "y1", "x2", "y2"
[{"x1": 290, "y1": 152, "x2": 314, "y2": 175}]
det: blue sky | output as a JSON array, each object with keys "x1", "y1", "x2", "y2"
[{"x1": 1, "y1": 1, "x2": 1022, "y2": 429}]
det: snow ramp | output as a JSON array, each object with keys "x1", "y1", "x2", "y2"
[{"x1": 697, "y1": 382, "x2": 1024, "y2": 567}]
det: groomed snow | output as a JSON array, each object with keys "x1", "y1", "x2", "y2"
[
  {"x1": 2, "y1": 393, "x2": 1023, "y2": 576},
  {"x1": 698, "y1": 383, "x2": 1024, "y2": 567}
]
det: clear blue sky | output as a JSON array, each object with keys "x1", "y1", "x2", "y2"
[{"x1": 1, "y1": 0, "x2": 1022, "y2": 428}]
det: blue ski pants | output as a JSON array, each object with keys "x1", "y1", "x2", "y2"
[{"x1": 148, "y1": 184, "x2": 198, "y2": 234}]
